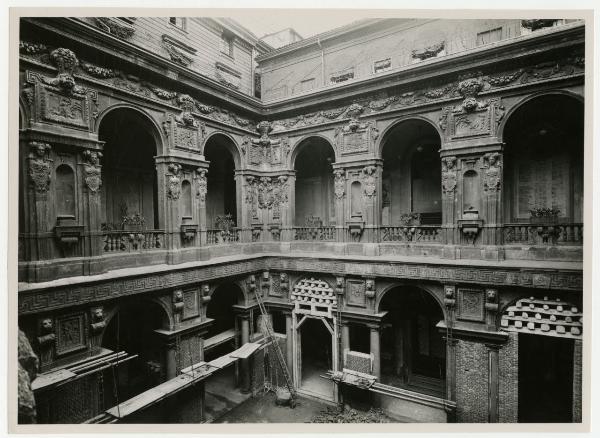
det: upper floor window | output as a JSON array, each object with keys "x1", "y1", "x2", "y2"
[
  {"x1": 330, "y1": 67, "x2": 354, "y2": 84},
  {"x1": 220, "y1": 33, "x2": 235, "y2": 58},
  {"x1": 169, "y1": 17, "x2": 186, "y2": 31},
  {"x1": 476, "y1": 27, "x2": 502, "y2": 46},
  {"x1": 373, "y1": 58, "x2": 392, "y2": 74}
]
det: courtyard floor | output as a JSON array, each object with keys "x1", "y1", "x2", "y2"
[{"x1": 213, "y1": 392, "x2": 332, "y2": 423}]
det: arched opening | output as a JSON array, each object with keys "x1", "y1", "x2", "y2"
[
  {"x1": 181, "y1": 180, "x2": 192, "y2": 219},
  {"x1": 101, "y1": 299, "x2": 170, "y2": 405},
  {"x1": 293, "y1": 137, "x2": 336, "y2": 226},
  {"x1": 98, "y1": 109, "x2": 159, "y2": 230},
  {"x1": 381, "y1": 120, "x2": 441, "y2": 226},
  {"x1": 205, "y1": 283, "x2": 244, "y2": 357},
  {"x1": 204, "y1": 135, "x2": 238, "y2": 229},
  {"x1": 55, "y1": 164, "x2": 76, "y2": 218},
  {"x1": 379, "y1": 286, "x2": 445, "y2": 397},
  {"x1": 503, "y1": 94, "x2": 583, "y2": 224}
]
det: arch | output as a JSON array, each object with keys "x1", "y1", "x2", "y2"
[
  {"x1": 376, "y1": 115, "x2": 443, "y2": 158},
  {"x1": 376, "y1": 282, "x2": 446, "y2": 320},
  {"x1": 55, "y1": 164, "x2": 76, "y2": 217},
  {"x1": 206, "y1": 282, "x2": 244, "y2": 337},
  {"x1": 497, "y1": 89, "x2": 584, "y2": 141},
  {"x1": 95, "y1": 103, "x2": 166, "y2": 149},
  {"x1": 202, "y1": 131, "x2": 242, "y2": 169},
  {"x1": 289, "y1": 133, "x2": 336, "y2": 169},
  {"x1": 502, "y1": 92, "x2": 583, "y2": 223}
]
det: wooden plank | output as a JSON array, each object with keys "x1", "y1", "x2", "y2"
[
  {"x1": 207, "y1": 354, "x2": 237, "y2": 370},
  {"x1": 204, "y1": 328, "x2": 236, "y2": 349},
  {"x1": 31, "y1": 369, "x2": 76, "y2": 392},
  {"x1": 229, "y1": 342, "x2": 261, "y2": 359}
]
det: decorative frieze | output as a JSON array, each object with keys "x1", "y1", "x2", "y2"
[
  {"x1": 94, "y1": 17, "x2": 136, "y2": 39},
  {"x1": 28, "y1": 142, "x2": 52, "y2": 194}
]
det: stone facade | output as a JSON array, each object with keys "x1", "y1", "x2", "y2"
[{"x1": 16, "y1": 16, "x2": 585, "y2": 425}]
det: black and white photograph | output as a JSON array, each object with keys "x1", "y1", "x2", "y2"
[{"x1": 6, "y1": 2, "x2": 596, "y2": 434}]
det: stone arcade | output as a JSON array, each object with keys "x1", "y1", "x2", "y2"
[{"x1": 16, "y1": 17, "x2": 584, "y2": 424}]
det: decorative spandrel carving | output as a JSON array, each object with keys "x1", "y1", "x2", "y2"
[
  {"x1": 162, "y1": 94, "x2": 205, "y2": 151},
  {"x1": 483, "y1": 152, "x2": 502, "y2": 193},
  {"x1": 94, "y1": 17, "x2": 136, "y2": 39},
  {"x1": 361, "y1": 166, "x2": 377, "y2": 198},
  {"x1": 333, "y1": 169, "x2": 346, "y2": 199},
  {"x1": 82, "y1": 150, "x2": 102, "y2": 195},
  {"x1": 333, "y1": 103, "x2": 379, "y2": 156},
  {"x1": 244, "y1": 121, "x2": 290, "y2": 166},
  {"x1": 166, "y1": 164, "x2": 182, "y2": 200},
  {"x1": 28, "y1": 142, "x2": 52, "y2": 194},
  {"x1": 441, "y1": 156, "x2": 457, "y2": 196}
]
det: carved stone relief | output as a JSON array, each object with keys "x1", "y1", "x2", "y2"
[
  {"x1": 483, "y1": 152, "x2": 502, "y2": 193},
  {"x1": 361, "y1": 166, "x2": 377, "y2": 198},
  {"x1": 82, "y1": 150, "x2": 102, "y2": 195},
  {"x1": 333, "y1": 169, "x2": 346, "y2": 199},
  {"x1": 55, "y1": 313, "x2": 87, "y2": 355},
  {"x1": 457, "y1": 288, "x2": 485, "y2": 322},
  {"x1": 195, "y1": 168, "x2": 207, "y2": 203},
  {"x1": 167, "y1": 164, "x2": 182, "y2": 200},
  {"x1": 346, "y1": 279, "x2": 366, "y2": 307},
  {"x1": 441, "y1": 156, "x2": 457, "y2": 196},
  {"x1": 28, "y1": 142, "x2": 52, "y2": 194}
]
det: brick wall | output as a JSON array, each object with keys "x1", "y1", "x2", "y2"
[
  {"x1": 572, "y1": 339, "x2": 582, "y2": 422},
  {"x1": 498, "y1": 332, "x2": 518, "y2": 423},
  {"x1": 455, "y1": 339, "x2": 489, "y2": 423}
]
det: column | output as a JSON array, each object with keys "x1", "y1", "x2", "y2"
[
  {"x1": 487, "y1": 344, "x2": 500, "y2": 423},
  {"x1": 240, "y1": 315, "x2": 251, "y2": 393},
  {"x1": 165, "y1": 338, "x2": 178, "y2": 380},
  {"x1": 285, "y1": 312, "x2": 294, "y2": 371},
  {"x1": 341, "y1": 322, "x2": 350, "y2": 365},
  {"x1": 369, "y1": 324, "x2": 381, "y2": 379},
  {"x1": 80, "y1": 148, "x2": 104, "y2": 274}
]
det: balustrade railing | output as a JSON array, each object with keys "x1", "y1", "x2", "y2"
[
  {"x1": 206, "y1": 228, "x2": 241, "y2": 245},
  {"x1": 379, "y1": 225, "x2": 442, "y2": 243},
  {"x1": 102, "y1": 230, "x2": 164, "y2": 253},
  {"x1": 293, "y1": 226, "x2": 336, "y2": 241},
  {"x1": 503, "y1": 223, "x2": 583, "y2": 245}
]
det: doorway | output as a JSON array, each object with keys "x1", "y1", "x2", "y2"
[
  {"x1": 298, "y1": 317, "x2": 334, "y2": 399},
  {"x1": 518, "y1": 334, "x2": 574, "y2": 422}
]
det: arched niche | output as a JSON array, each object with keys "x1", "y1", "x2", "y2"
[
  {"x1": 55, "y1": 164, "x2": 76, "y2": 218},
  {"x1": 98, "y1": 107, "x2": 160, "y2": 230},
  {"x1": 293, "y1": 136, "x2": 336, "y2": 226},
  {"x1": 503, "y1": 93, "x2": 583, "y2": 223},
  {"x1": 380, "y1": 119, "x2": 442, "y2": 226},
  {"x1": 204, "y1": 134, "x2": 239, "y2": 228},
  {"x1": 181, "y1": 179, "x2": 192, "y2": 219}
]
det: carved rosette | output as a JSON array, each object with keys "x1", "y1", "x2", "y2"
[
  {"x1": 441, "y1": 156, "x2": 458, "y2": 196},
  {"x1": 28, "y1": 142, "x2": 52, "y2": 195},
  {"x1": 166, "y1": 164, "x2": 182, "y2": 200},
  {"x1": 195, "y1": 168, "x2": 207, "y2": 203},
  {"x1": 483, "y1": 152, "x2": 502, "y2": 193},
  {"x1": 361, "y1": 165, "x2": 377, "y2": 198},
  {"x1": 82, "y1": 150, "x2": 102, "y2": 195},
  {"x1": 333, "y1": 169, "x2": 346, "y2": 199}
]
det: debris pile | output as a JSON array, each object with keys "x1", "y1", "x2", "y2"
[{"x1": 310, "y1": 407, "x2": 392, "y2": 423}]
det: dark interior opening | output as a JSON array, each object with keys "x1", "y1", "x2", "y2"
[
  {"x1": 204, "y1": 137, "x2": 237, "y2": 228},
  {"x1": 518, "y1": 333, "x2": 574, "y2": 422},
  {"x1": 349, "y1": 324, "x2": 370, "y2": 354}
]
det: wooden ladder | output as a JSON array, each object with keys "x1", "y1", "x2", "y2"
[{"x1": 253, "y1": 288, "x2": 297, "y2": 408}]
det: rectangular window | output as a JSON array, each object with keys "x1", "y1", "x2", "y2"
[
  {"x1": 169, "y1": 17, "x2": 186, "y2": 30},
  {"x1": 220, "y1": 33, "x2": 234, "y2": 58},
  {"x1": 373, "y1": 58, "x2": 392, "y2": 74},
  {"x1": 330, "y1": 67, "x2": 354, "y2": 84},
  {"x1": 476, "y1": 27, "x2": 502, "y2": 46}
]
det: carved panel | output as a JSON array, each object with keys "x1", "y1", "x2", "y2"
[
  {"x1": 37, "y1": 84, "x2": 89, "y2": 129},
  {"x1": 457, "y1": 288, "x2": 485, "y2": 322},
  {"x1": 182, "y1": 289, "x2": 199, "y2": 320},
  {"x1": 56, "y1": 313, "x2": 87, "y2": 355},
  {"x1": 270, "y1": 274, "x2": 282, "y2": 297},
  {"x1": 346, "y1": 279, "x2": 366, "y2": 307}
]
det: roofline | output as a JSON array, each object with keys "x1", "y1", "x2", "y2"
[
  {"x1": 255, "y1": 18, "x2": 398, "y2": 62},
  {"x1": 259, "y1": 27, "x2": 304, "y2": 40},
  {"x1": 208, "y1": 17, "x2": 273, "y2": 53}
]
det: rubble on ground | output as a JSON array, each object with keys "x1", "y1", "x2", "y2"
[{"x1": 310, "y1": 406, "x2": 392, "y2": 423}]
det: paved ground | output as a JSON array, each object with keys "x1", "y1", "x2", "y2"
[{"x1": 214, "y1": 392, "x2": 331, "y2": 423}]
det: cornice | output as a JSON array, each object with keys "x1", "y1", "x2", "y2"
[{"x1": 19, "y1": 19, "x2": 585, "y2": 123}]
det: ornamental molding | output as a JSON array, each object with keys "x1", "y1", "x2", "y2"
[
  {"x1": 18, "y1": 256, "x2": 582, "y2": 315},
  {"x1": 94, "y1": 17, "x2": 136, "y2": 39}
]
